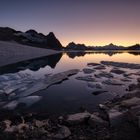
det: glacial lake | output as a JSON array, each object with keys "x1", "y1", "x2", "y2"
[{"x1": 0, "y1": 51, "x2": 140, "y2": 117}]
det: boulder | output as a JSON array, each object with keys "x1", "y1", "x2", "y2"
[
  {"x1": 108, "y1": 109, "x2": 125, "y2": 127},
  {"x1": 33, "y1": 119, "x2": 49, "y2": 128},
  {"x1": 52, "y1": 126, "x2": 71, "y2": 139},
  {"x1": 121, "y1": 97, "x2": 140, "y2": 108},
  {"x1": 88, "y1": 114, "x2": 108, "y2": 128},
  {"x1": 66, "y1": 112, "x2": 91, "y2": 125}
]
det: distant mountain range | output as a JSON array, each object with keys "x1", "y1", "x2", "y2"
[
  {"x1": 0, "y1": 27, "x2": 63, "y2": 50},
  {"x1": 0, "y1": 27, "x2": 140, "y2": 51},
  {"x1": 65, "y1": 42, "x2": 140, "y2": 50}
]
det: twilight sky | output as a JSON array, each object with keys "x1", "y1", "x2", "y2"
[{"x1": 0, "y1": 0, "x2": 140, "y2": 46}]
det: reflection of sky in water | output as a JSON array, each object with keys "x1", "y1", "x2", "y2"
[
  {"x1": 20, "y1": 52, "x2": 140, "y2": 79},
  {"x1": 1, "y1": 51, "x2": 140, "y2": 116}
]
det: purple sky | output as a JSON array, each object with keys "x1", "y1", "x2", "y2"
[{"x1": 0, "y1": 0, "x2": 140, "y2": 46}]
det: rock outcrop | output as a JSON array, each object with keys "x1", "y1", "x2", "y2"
[{"x1": 0, "y1": 27, "x2": 63, "y2": 50}]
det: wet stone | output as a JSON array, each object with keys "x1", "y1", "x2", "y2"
[
  {"x1": 121, "y1": 97, "x2": 140, "y2": 108},
  {"x1": 52, "y1": 126, "x2": 71, "y2": 139},
  {"x1": 87, "y1": 83, "x2": 102, "y2": 89},
  {"x1": 110, "y1": 68, "x2": 126, "y2": 74},
  {"x1": 102, "y1": 79, "x2": 123, "y2": 85},
  {"x1": 108, "y1": 109, "x2": 126, "y2": 127},
  {"x1": 91, "y1": 90, "x2": 108, "y2": 95},
  {"x1": 83, "y1": 68, "x2": 95, "y2": 74},
  {"x1": 87, "y1": 63, "x2": 100, "y2": 67},
  {"x1": 94, "y1": 65, "x2": 106, "y2": 70},
  {"x1": 66, "y1": 112, "x2": 91, "y2": 125},
  {"x1": 89, "y1": 114, "x2": 108, "y2": 128},
  {"x1": 76, "y1": 75, "x2": 96, "y2": 82},
  {"x1": 95, "y1": 71, "x2": 114, "y2": 78}
]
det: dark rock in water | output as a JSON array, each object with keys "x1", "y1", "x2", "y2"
[
  {"x1": 83, "y1": 68, "x2": 95, "y2": 74},
  {"x1": 94, "y1": 65, "x2": 106, "y2": 70},
  {"x1": 76, "y1": 75, "x2": 96, "y2": 82},
  {"x1": 95, "y1": 71, "x2": 114, "y2": 78},
  {"x1": 121, "y1": 78, "x2": 132, "y2": 82},
  {"x1": 128, "y1": 83, "x2": 140, "y2": 91},
  {"x1": 134, "y1": 71, "x2": 140, "y2": 75},
  {"x1": 87, "y1": 83, "x2": 102, "y2": 89},
  {"x1": 128, "y1": 105, "x2": 140, "y2": 128},
  {"x1": 101, "y1": 61, "x2": 140, "y2": 69},
  {"x1": 137, "y1": 78, "x2": 140, "y2": 83},
  {"x1": 121, "y1": 97, "x2": 140, "y2": 108},
  {"x1": 102, "y1": 79, "x2": 123, "y2": 85},
  {"x1": 92, "y1": 90, "x2": 108, "y2": 95},
  {"x1": 66, "y1": 112, "x2": 91, "y2": 125},
  {"x1": 87, "y1": 63, "x2": 100, "y2": 67},
  {"x1": 110, "y1": 68, "x2": 126, "y2": 74}
]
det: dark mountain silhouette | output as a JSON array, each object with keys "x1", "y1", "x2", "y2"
[
  {"x1": 65, "y1": 42, "x2": 140, "y2": 51},
  {"x1": 0, "y1": 27, "x2": 63, "y2": 50},
  {"x1": 66, "y1": 42, "x2": 87, "y2": 50},
  {"x1": 66, "y1": 42, "x2": 126, "y2": 50},
  {"x1": 127, "y1": 44, "x2": 140, "y2": 50}
]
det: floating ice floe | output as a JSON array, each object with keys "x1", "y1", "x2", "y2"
[
  {"x1": 0, "y1": 69, "x2": 79, "y2": 99},
  {"x1": 3, "y1": 96, "x2": 42, "y2": 110}
]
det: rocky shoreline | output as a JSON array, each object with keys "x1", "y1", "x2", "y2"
[
  {"x1": 0, "y1": 61, "x2": 140, "y2": 139},
  {"x1": 0, "y1": 90, "x2": 140, "y2": 140}
]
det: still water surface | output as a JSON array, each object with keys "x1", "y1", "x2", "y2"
[{"x1": 1, "y1": 51, "x2": 140, "y2": 116}]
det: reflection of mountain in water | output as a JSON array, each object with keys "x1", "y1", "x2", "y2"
[
  {"x1": 0, "y1": 53, "x2": 62, "y2": 75},
  {"x1": 66, "y1": 51, "x2": 124, "y2": 58},
  {"x1": 128, "y1": 52, "x2": 140, "y2": 56},
  {"x1": 66, "y1": 52, "x2": 86, "y2": 58},
  {"x1": 66, "y1": 51, "x2": 140, "y2": 58}
]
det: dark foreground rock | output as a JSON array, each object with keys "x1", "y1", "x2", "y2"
[{"x1": 1, "y1": 92, "x2": 140, "y2": 140}]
